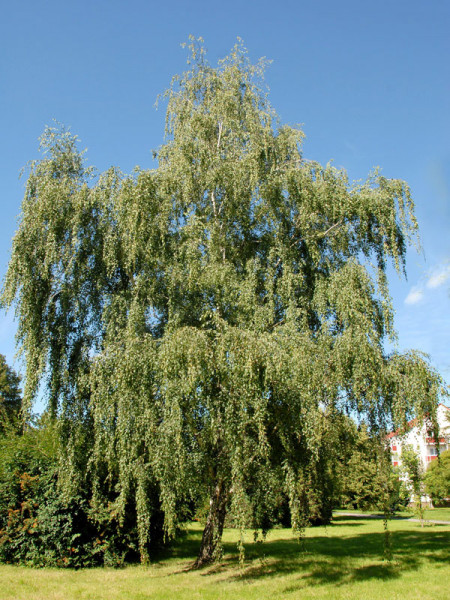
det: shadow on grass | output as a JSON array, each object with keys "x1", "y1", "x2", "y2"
[
  {"x1": 153, "y1": 528, "x2": 203, "y2": 564},
  {"x1": 161, "y1": 520, "x2": 450, "y2": 592}
]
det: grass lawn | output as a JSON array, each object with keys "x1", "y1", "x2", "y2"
[
  {"x1": 1, "y1": 517, "x2": 449, "y2": 600},
  {"x1": 335, "y1": 507, "x2": 450, "y2": 522}
]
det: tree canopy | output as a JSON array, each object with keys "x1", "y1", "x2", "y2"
[{"x1": 1, "y1": 39, "x2": 446, "y2": 566}]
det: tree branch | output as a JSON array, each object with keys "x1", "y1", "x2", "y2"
[
  {"x1": 317, "y1": 220, "x2": 343, "y2": 239},
  {"x1": 217, "y1": 121, "x2": 223, "y2": 150}
]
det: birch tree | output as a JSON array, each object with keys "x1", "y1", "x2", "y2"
[{"x1": 2, "y1": 39, "x2": 445, "y2": 566}]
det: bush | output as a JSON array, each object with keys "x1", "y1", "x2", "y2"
[
  {"x1": 0, "y1": 469, "x2": 99, "y2": 567},
  {"x1": 0, "y1": 419, "x2": 99, "y2": 567},
  {"x1": 0, "y1": 417, "x2": 165, "y2": 567}
]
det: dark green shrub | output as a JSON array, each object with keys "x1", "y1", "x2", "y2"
[{"x1": 0, "y1": 417, "x2": 166, "y2": 567}]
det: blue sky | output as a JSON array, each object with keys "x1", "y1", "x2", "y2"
[{"x1": 1, "y1": 0, "x2": 449, "y2": 405}]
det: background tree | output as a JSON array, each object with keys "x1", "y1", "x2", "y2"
[
  {"x1": 424, "y1": 449, "x2": 450, "y2": 506},
  {"x1": 1, "y1": 39, "x2": 446, "y2": 567},
  {"x1": 336, "y1": 421, "x2": 408, "y2": 512},
  {"x1": 0, "y1": 354, "x2": 22, "y2": 434},
  {"x1": 400, "y1": 445, "x2": 426, "y2": 523}
]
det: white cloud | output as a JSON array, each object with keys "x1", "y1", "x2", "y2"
[
  {"x1": 426, "y1": 264, "x2": 450, "y2": 289},
  {"x1": 404, "y1": 286, "x2": 424, "y2": 305}
]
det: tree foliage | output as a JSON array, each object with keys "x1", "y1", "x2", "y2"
[
  {"x1": 1, "y1": 38, "x2": 446, "y2": 565},
  {"x1": 0, "y1": 354, "x2": 22, "y2": 434},
  {"x1": 425, "y1": 449, "x2": 450, "y2": 506},
  {"x1": 336, "y1": 421, "x2": 408, "y2": 512},
  {"x1": 400, "y1": 444, "x2": 427, "y2": 522}
]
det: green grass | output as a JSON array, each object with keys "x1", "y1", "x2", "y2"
[
  {"x1": 418, "y1": 507, "x2": 450, "y2": 521},
  {"x1": 335, "y1": 507, "x2": 450, "y2": 522},
  {"x1": 1, "y1": 517, "x2": 449, "y2": 599}
]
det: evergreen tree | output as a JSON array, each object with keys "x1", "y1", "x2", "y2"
[{"x1": 0, "y1": 354, "x2": 22, "y2": 434}]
